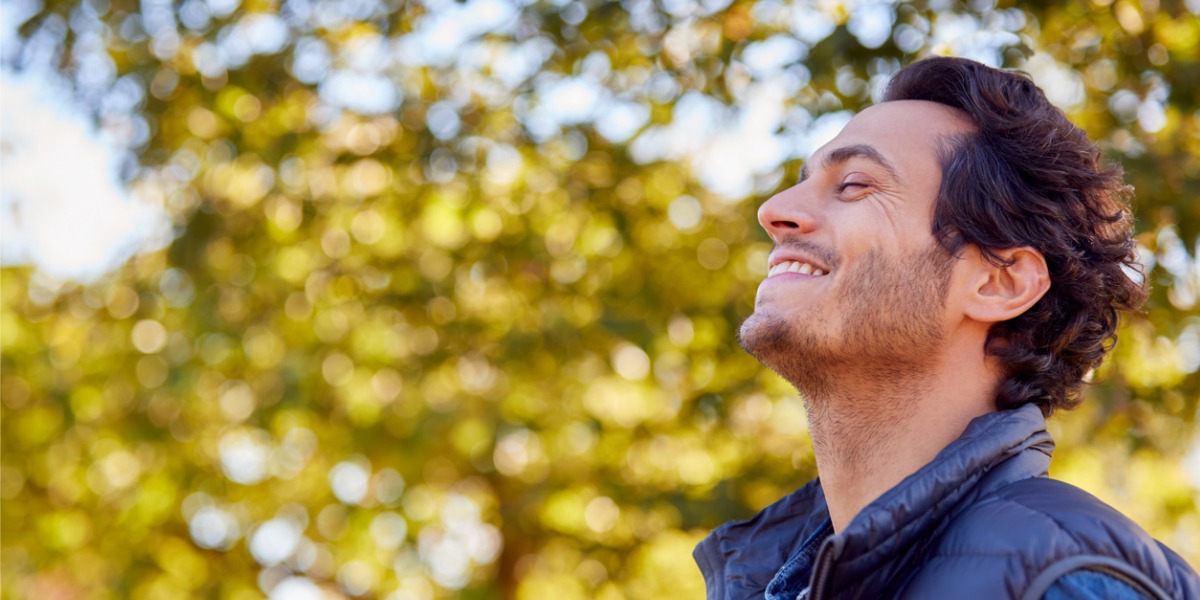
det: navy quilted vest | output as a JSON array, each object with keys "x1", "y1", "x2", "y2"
[{"x1": 694, "y1": 404, "x2": 1200, "y2": 599}]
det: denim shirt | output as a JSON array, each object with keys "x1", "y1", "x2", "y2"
[{"x1": 763, "y1": 519, "x2": 831, "y2": 600}]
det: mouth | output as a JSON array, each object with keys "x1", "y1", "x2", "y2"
[{"x1": 767, "y1": 259, "x2": 829, "y2": 278}]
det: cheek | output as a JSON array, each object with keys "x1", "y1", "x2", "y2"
[{"x1": 830, "y1": 214, "x2": 903, "y2": 259}]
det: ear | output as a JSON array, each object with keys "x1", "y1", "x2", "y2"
[{"x1": 963, "y1": 247, "x2": 1050, "y2": 324}]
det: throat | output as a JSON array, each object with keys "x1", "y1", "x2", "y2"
[
  {"x1": 796, "y1": 335, "x2": 1001, "y2": 533},
  {"x1": 803, "y1": 377, "x2": 940, "y2": 533}
]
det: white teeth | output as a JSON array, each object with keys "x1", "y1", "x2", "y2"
[{"x1": 768, "y1": 260, "x2": 829, "y2": 277}]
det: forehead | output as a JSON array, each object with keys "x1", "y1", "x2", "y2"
[{"x1": 815, "y1": 100, "x2": 974, "y2": 176}]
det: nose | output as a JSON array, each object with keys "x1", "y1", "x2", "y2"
[{"x1": 757, "y1": 184, "x2": 822, "y2": 241}]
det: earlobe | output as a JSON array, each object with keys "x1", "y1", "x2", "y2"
[{"x1": 964, "y1": 247, "x2": 1050, "y2": 324}]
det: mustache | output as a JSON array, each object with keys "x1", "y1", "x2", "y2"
[{"x1": 774, "y1": 239, "x2": 839, "y2": 270}]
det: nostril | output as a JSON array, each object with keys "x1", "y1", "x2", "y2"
[{"x1": 758, "y1": 194, "x2": 819, "y2": 234}]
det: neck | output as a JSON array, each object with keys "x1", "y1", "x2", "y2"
[{"x1": 803, "y1": 335, "x2": 997, "y2": 533}]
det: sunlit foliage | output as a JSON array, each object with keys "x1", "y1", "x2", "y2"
[{"x1": 3, "y1": 0, "x2": 1199, "y2": 597}]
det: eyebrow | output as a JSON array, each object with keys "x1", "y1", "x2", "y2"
[{"x1": 799, "y1": 144, "x2": 901, "y2": 184}]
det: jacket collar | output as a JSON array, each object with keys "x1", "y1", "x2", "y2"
[
  {"x1": 695, "y1": 403, "x2": 1054, "y2": 599},
  {"x1": 829, "y1": 403, "x2": 1053, "y2": 592}
]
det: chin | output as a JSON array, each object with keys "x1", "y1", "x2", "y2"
[
  {"x1": 740, "y1": 312, "x2": 815, "y2": 376},
  {"x1": 737, "y1": 311, "x2": 777, "y2": 357}
]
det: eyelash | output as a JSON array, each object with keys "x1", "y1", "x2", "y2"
[{"x1": 838, "y1": 182, "x2": 867, "y2": 193}]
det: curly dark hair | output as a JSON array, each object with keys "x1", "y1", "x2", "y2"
[{"x1": 883, "y1": 57, "x2": 1148, "y2": 416}]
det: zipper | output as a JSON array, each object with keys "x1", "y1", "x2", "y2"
[{"x1": 807, "y1": 535, "x2": 844, "y2": 600}]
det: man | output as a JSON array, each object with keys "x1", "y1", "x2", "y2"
[{"x1": 694, "y1": 57, "x2": 1200, "y2": 599}]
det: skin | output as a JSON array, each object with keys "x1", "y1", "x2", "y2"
[{"x1": 738, "y1": 100, "x2": 1051, "y2": 533}]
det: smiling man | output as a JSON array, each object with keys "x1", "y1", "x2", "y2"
[{"x1": 693, "y1": 58, "x2": 1200, "y2": 599}]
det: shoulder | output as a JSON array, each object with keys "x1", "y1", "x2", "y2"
[
  {"x1": 903, "y1": 477, "x2": 1199, "y2": 600},
  {"x1": 970, "y1": 477, "x2": 1157, "y2": 551},
  {"x1": 926, "y1": 477, "x2": 1152, "y2": 560}
]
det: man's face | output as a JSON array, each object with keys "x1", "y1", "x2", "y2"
[{"x1": 738, "y1": 101, "x2": 974, "y2": 390}]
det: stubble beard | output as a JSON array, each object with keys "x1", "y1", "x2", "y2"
[{"x1": 738, "y1": 244, "x2": 955, "y2": 404}]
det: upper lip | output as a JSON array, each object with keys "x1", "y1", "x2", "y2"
[{"x1": 768, "y1": 248, "x2": 832, "y2": 274}]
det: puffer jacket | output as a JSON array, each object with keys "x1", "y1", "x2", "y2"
[{"x1": 694, "y1": 403, "x2": 1200, "y2": 599}]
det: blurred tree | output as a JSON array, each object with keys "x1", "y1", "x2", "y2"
[{"x1": 2, "y1": 0, "x2": 1198, "y2": 598}]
